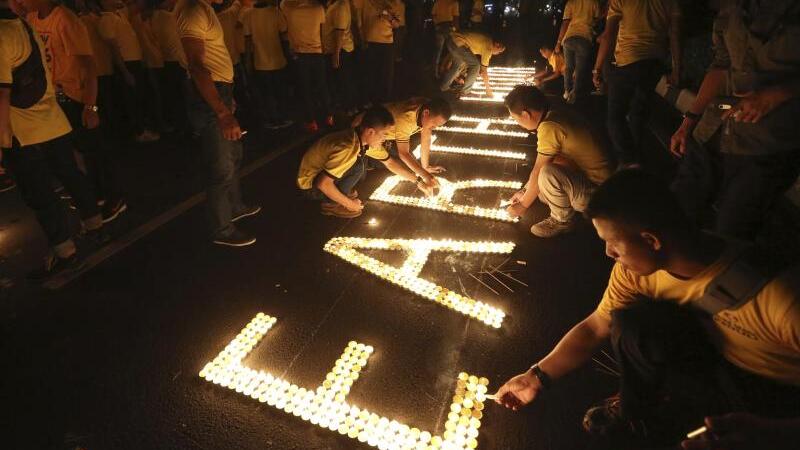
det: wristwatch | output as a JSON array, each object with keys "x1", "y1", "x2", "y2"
[
  {"x1": 529, "y1": 364, "x2": 552, "y2": 390},
  {"x1": 84, "y1": 104, "x2": 99, "y2": 113}
]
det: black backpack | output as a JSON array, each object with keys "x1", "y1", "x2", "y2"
[{"x1": 5, "y1": 12, "x2": 48, "y2": 109}]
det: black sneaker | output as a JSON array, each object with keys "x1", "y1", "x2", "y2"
[
  {"x1": 213, "y1": 229, "x2": 256, "y2": 247},
  {"x1": 102, "y1": 199, "x2": 128, "y2": 224},
  {"x1": 231, "y1": 205, "x2": 261, "y2": 223},
  {"x1": 28, "y1": 253, "x2": 85, "y2": 281}
]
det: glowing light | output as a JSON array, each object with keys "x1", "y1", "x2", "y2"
[
  {"x1": 370, "y1": 176, "x2": 523, "y2": 222},
  {"x1": 413, "y1": 141, "x2": 527, "y2": 160},
  {"x1": 449, "y1": 115, "x2": 517, "y2": 125},
  {"x1": 324, "y1": 237, "x2": 511, "y2": 327},
  {"x1": 200, "y1": 313, "x2": 492, "y2": 449},
  {"x1": 437, "y1": 116, "x2": 528, "y2": 138},
  {"x1": 460, "y1": 93, "x2": 506, "y2": 103},
  {"x1": 368, "y1": 218, "x2": 379, "y2": 226}
]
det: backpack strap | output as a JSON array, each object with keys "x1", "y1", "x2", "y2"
[{"x1": 694, "y1": 246, "x2": 774, "y2": 315}]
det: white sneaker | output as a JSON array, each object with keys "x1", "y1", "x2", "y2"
[
  {"x1": 563, "y1": 91, "x2": 570, "y2": 100},
  {"x1": 566, "y1": 90, "x2": 577, "y2": 104},
  {"x1": 530, "y1": 216, "x2": 578, "y2": 238}
]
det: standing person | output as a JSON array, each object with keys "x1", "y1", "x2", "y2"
[
  {"x1": 322, "y1": 0, "x2": 357, "y2": 114},
  {"x1": 439, "y1": 30, "x2": 504, "y2": 96},
  {"x1": 24, "y1": 0, "x2": 127, "y2": 222},
  {"x1": 669, "y1": 0, "x2": 800, "y2": 241},
  {"x1": 358, "y1": 0, "x2": 400, "y2": 103},
  {"x1": 76, "y1": 0, "x2": 116, "y2": 131},
  {"x1": 468, "y1": 0, "x2": 481, "y2": 30},
  {"x1": 280, "y1": 0, "x2": 332, "y2": 132},
  {"x1": 391, "y1": 0, "x2": 404, "y2": 62},
  {"x1": 97, "y1": 0, "x2": 161, "y2": 142},
  {"x1": 430, "y1": 0, "x2": 458, "y2": 78},
  {"x1": 554, "y1": 0, "x2": 599, "y2": 103},
  {"x1": 1, "y1": 1, "x2": 107, "y2": 276},
  {"x1": 214, "y1": 0, "x2": 249, "y2": 119},
  {"x1": 149, "y1": 0, "x2": 188, "y2": 131},
  {"x1": 243, "y1": 0, "x2": 293, "y2": 129},
  {"x1": 177, "y1": 0, "x2": 261, "y2": 246},
  {"x1": 530, "y1": 44, "x2": 565, "y2": 95},
  {"x1": 494, "y1": 170, "x2": 800, "y2": 449},
  {"x1": 592, "y1": 0, "x2": 681, "y2": 167},
  {"x1": 503, "y1": 85, "x2": 612, "y2": 237},
  {"x1": 129, "y1": 0, "x2": 167, "y2": 133}
]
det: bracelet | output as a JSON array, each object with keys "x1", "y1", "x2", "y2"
[
  {"x1": 84, "y1": 104, "x2": 99, "y2": 112},
  {"x1": 529, "y1": 364, "x2": 552, "y2": 390}
]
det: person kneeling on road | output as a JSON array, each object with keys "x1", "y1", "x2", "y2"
[{"x1": 297, "y1": 106, "x2": 437, "y2": 218}]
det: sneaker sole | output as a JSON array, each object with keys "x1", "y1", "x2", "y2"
[
  {"x1": 102, "y1": 203, "x2": 128, "y2": 224},
  {"x1": 231, "y1": 207, "x2": 262, "y2": 223},
  {"x1": 320, "y1": 209, "x2": 362, "y2": 219},
  {"x1": 212, "y1": 238, "x2": 257, "y2": 247}
]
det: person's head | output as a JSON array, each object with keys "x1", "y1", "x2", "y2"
[
  {"x1": 357, "y1": 106, "x2": 395, "y2": 149},
  {"x1": 539, "y1": 45, "x2": 554, "y2": 59},
  {"x1": 98, "y1": 0, "x2": 123, "y2": 10},
  {"x1": 504, "y1": 84, "x2": 549, "y2": 131},
  {"x1": 17, "y1": 0, "x2": 50, "y2": 13},
  {"x1": 585, "y1": 169, "x2": 695, "y2": 276},
  {"x1": 419, "y1": 97, "x2": 452, "y2": 130},
  {"x1": 491, "y1": 39, "x2": 506, "y2": 55}
]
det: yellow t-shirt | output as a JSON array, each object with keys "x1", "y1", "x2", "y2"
[
  {"x1": 384, "y1": 96, "x2": 424, "y2": 143},
  {"x1": 0, "y1": 16, "x2": 72, "y2": 147},
  {"x1": 393, "y1": 0, "x2": 404, "y2": 26},
  {"x1": 26, "y1": 6, "x2": 93, "y2": 103},
  {"x1": 431, "y1": 0, "x2": 459, "y2": 24},
  {"x1": 297, "y1": 128, "x2": 389, "y2": 189},
  {"x1": 243, "y1": 4, "x2": 288, "y2": 71},
  {"x1": 360, "y1": 0, "x2": 395, "y2": 44},
  {"x1": 150, "y1": 9, "x2": 187, "y2": 67},
  {"x1": 598, "y1": 245, "x2": 800, "y2": 386},
  {"x1": 236, "y1": 5, "x2": 250, "y2": 57},
  {"x1": 176, "y1": 0, "x2": 235, "y2": 83},
  {"x1": 451, "y1": 31, "x2": 492, "y2": 66},
  {"x1": 216, "y1": 0, "x2": 243, "y2": 65},
  {"x1": 470, "y1": 0, "x2": 483, "y2": 24},
  {"x1": 562, "y1": 0, "x2": 599, "y2": 42},
  {"x1": 130, "y1": 12, "x2": 165, "y2": 68},
  {"x1": 98, "y1": 10, "x2": 144, "y2": 62},
  {"x1": 80, "y1": 13, "x2": 114, "y2": 77},
  {"x1": 279, "y1": 0, "x2": 325, "y2": 54},
  {"x1": 536, "y1": 109, "x2": 612, "y2": 185},
  {"x1": 547, "y1": 51, "x2": 565, "y2": 74},
  {"x1": 323, "y1": 0, "x2": 354, "y2": 53},
  {"x1": 607, "y1": 0, "x2": 680, "y2": 67}
]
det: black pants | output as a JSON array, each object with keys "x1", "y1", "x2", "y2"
[
  {"x1": 4, "y1": 136, "x2": 99, "y2": 247},
  {"x1": 161, "y1": 61, "x2": 187, "y2": 130},
  {"x1": 254, "y1": 68, "x2": 290, "y2": 123},
  {"x1": 293, "y1": 53, "x2": 331, "y2": 122},
  {"x1": 328, "y1": 50, "x2": 357, "y2": 111},
  {"x1": 671, "y1": 134, "x2": 800, "y2": 240},
  {"x1": 606, "y1": 59, "x2": 663, "y2": 166},
  {"x1": 118, "y1": 60, "x2": 149, "y2": 136},
  {"x1": 366, "y1": 42, "x2": 394, "y2": 103},
  {"x1": 58, "y1": 96, "x2": 122, "y2": 205},
  {"x1": 611, "y1": 301, "x2": 800, "y2": 440}
]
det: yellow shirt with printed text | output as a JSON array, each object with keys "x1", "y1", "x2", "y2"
[
  {"x1": 243, "y1": 4, "x2": 288, "y2": 71},
  {"x1": 176, "y1": 0, "x2": 234, "y2": 83},
  {"x1": 598, "y1": 246, "x2": 800, "y2": 386},
  {"x1": 607, "y1": 0, "x2": 680, "y2": 67},
  {"x1": 536, "y1": 109, "x2": 612, "y2": 185},
  {"x1": 562, "y1": 0, "x2": 600, "y2": 42},
  {"x1": 297, "y1": 128, "x2": 389, "y2": 189},
  {"x1": 0, "y1": 16, "x2": 72, "y2": 147}
]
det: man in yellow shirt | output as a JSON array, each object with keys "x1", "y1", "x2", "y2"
[
  {"x1": 280, "y1": 0, "x2": 332, "y2": 132},
  {"x1": 149, "y1": 0, "x2": 188, "y2": 130},
  {"x1": 530, "y1": 44, "x2": 565, "y2": 95},
  {"x1": 178, "y1": 0, "x2": 260, "y2": 246},
  {"x1": 593, "y1": 0, "x2": 681, "y2": 167},
  {"x1": 298, "y1": 106, "x2": 434, "y2": 218},
  {"x1": 24, "y1": 0, "x2": 127, "y2": 222},
  {"x1": 495, "y1": 170, "x2": 800, "y2": 448},
  {"x1": 430, "y1": 0, "x2": 458, "y2": 77},
  {"x1": 322, "y1": 0, "x2": 356, "y2": 115},
  {"x1": 357, "y1": 0, "x2": 400, "y2": 103},
  {"x1": 1, "y1": 2, "x2": 106, "y2": 277},
  {"x1": 504, "y1": 85, "x2": 612, "y2": 237},
  {"x1": 554, "y1": 0, "x2": 599, "y2": 103},
  {"x1": 439, "y1": 30, "x2": 504, "y2": 97}
]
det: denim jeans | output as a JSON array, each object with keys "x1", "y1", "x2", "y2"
[
  {"x1": 440, "y1": 37, "x2": 481, "y2": 93},
  {"x1": 185, "y1": 80, "x2": 245, "y2": 238},
  {"x1": 606, "y1": 58, "x2": 664, "y2": 165},
  {"x1": 307, "y1": 156, "x2": 367, "y2": 200},
  {"x1": 562, "y1": 36, "x2": 592, "y2": 96},
  {"x1": 293, "y1": 53, "x2": 331, "y2": 122},
  {"x1": 4, "y1": 135, "x2": 100, "y2": 248},
  {"x1": 433, "y1": 22, "x2": 453, "y2": 73}
]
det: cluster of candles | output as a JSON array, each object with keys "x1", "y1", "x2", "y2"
[
  {"x1": 370, "y1": 176, "x2": 523, "y2": 222},
  {"x1": 199, "y1": 313, "x2": 492, "y2": 450},
  {"x1": 415, "y1": 142, "x2": 527, "y2": 161},
  {"x1": 324, "y1": 237, "x2": 512, "y2": 328},
  {"x1": 436, "y1": 124, "x2": 529, "y2": 138},
  {"x1": 461, "y1": 67, "x2": 535, "y2": 103}
]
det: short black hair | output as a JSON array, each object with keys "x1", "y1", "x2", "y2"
[
  {"x1": 423, "y1": 97, "x2": 452, "y2": 120},
  {"x1": 504, "y1": 84, "x2": 549, "y2": 115},
  {"x1": 585, "y1": 169, "x2": 691, "y2": 233},
  {"x1": 359, "y1": 106, "x2": 395, "y2": 130}
]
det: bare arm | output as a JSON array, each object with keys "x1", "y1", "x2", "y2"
[
  {"x1": 396, "y1": 138, "x2": 440, "y2": 186},
  {"x1": 0, "y1": 88, "x2": 11, "y2": 149},
  {"x1": 382, "y1": 156, "x2": 436, "y2": 196},
  {"x1": 593, "y1": 15, "x2": 619, "y2": 85},
  {"x1": 669, "y1": 68, "x2": 726, "y2": 156},
  {"x1": 480, "y1": 66, "x2": 492, "y2": 95},
  {"x1": 555, "y1": 18, "x2": 570, "y2": 53},
  {"x1": 668, "y1": 14, "x2": 681, "y2": 86}
]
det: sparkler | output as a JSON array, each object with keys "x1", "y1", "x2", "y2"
[
  {"x1": 370, "y1": 176, "x2": 523, "y2": 222},
  {"x1": 199, "y1": 313, "x2": 492, "y2": 449},
  {"x1": 324, "y1": 237, "x2": 511, "y2": 327}
]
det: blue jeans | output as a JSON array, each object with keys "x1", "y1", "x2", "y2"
[
  {"x1": 440, "y1": 38, "x2": 481, "y2": 93},
  {"x1": 433, "y1": 22, "x2": 453, "y2": 74},
  {"x1": 185, "y1": 80, "x2": 245, "y2": 238},
  {"x1": 606, "y1": 59, "x2": 663, "y2": 165},
  {"x1": 562, "y1": 36, "x2": 592, "y2": 96},
  {"x1": 307, "y1": 156, "x2": 367, "y2": 200}
]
